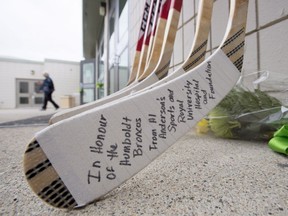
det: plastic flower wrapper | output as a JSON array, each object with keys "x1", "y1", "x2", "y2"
[{"x1": 197, "y1": 71, "x2": 288, "y2": 141}]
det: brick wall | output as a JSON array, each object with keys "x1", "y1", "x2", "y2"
[{"x1": 128, "y1": 0, "x2": 288, "y2": 97}]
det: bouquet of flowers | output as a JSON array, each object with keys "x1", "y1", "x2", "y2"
[{"x1": 197, "y1": 71, "x2": 288, "y2": 141}]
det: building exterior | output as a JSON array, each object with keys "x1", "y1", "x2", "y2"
[
  {"x1": 82, "y1": 0, "x2": 129, "y2": 102},
  {"x1": 0, "y1": 57, "x2": 80, "y2": 109},
  {"x1": 0, "y1": 1, "x2": 287, "y2": 109},
  {"x1": 82, "y1": 0, "x2": 288, "y2": 104},
  {"x1": 1, "y1": 1, "x2": 287, "y2": 109}
]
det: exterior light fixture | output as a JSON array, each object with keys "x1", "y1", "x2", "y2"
[{"x1": 99, "y1": 2, "x2": 106, "y2": 16}]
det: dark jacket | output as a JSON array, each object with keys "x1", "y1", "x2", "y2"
[{"x1": 40, "y1": 77, "x2": 55, "y2": 94}]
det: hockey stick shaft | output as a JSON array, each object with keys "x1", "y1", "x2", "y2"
[
  {"x1": 141, "y1": 0, "x2": 171, "y2": 79},
  {"x1": 49, "y1": 0, "x2": 179, "y2": 124},
  {"x1": 127, "y1": 0, "x2": 152, "y2": 85},
  {"x1": 136, "y1": 0, "x2": 160, "y2": 80},
  {"x1": 139, "y1": 0, "x2": 181, "y2": 81},
  {"x1": 145, "y1": 0, "x2": 163, "y2": 68}
]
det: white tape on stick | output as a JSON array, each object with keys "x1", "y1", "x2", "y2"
[{"x1": 36, "y1": 49, "x2": 240, "y2": 205}]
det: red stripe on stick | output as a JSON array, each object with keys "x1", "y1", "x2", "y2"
[
  {"x1": 172, "y1": 0, "x2": 183, "y2": 12},
  {"x1": 160, "y1": 0, "x2": 171, "y2": 19},
  {"x1": 136, "y1": 36, "x2": 145, "y2": 51}
]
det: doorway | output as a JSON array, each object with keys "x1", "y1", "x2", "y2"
[
  {"x1": 80, "y1": 59, "x2": 96, "y2": 104},
  {"x1": 16, "y1": 79, "x2": 43, "y2": 108}
]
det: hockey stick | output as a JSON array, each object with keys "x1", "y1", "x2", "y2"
[
  {"x1": 109, "y1": 0, "x2": 165, "y2": 94},
  {"x1": 136, "y1": 0, "x2": 162, "y2": 80},
  {"x1": 23, "y1": 0, "x2": 207, "y2": 208},
  {"x1": 126, "y1": 0, "x2": 152, "y2": 85},
  {"x1": 138, "y1": 0, "x2": 172, "y2": 82},
  {"x1": 145, "y1": 0, "x2": 163, "y2": 68},
  {"x1": 137, "y1": 0, "x2": 213, "y2": 90},
  {"x1": 49, "y1": 0, "x2": 178, "y2": 124},
  {"x1": 23, "y1": 0, "x2": 248, "y2": 209},
  {"x1": 107, "y1": 0, "x2": 161, "y2": 95}
]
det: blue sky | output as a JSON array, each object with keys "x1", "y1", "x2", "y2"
[{"x1": 0, "y1": 0, "x2": 83, "y2": 62}]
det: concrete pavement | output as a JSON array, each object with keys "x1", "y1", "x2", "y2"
[{"x1": 0, "y1": 109, "x2": 287, "y2": 215}]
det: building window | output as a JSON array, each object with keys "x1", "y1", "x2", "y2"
[
  {"x1": 107, "y1": 0, "x2": 128, "y2": 95},
  {"x1": 118, "y1": 47, "x2": 129, "y2": 90},
  {"x1": 83, "y1": 63, "x2": 95, "y2": 83},
  {"x1": 20, "y1": 82, "x2": 29, "y2": 93},
  {"x1": 97, "y1": 37, "x2": 105, "y2": 99},
  {"x1": 98, "y1": 60, "x2": 105, "y2": 99},
  {"x1": 117, "y1": 1, "x2": 129, "y2": 90},
  {"x1": 80, "y1": 60, "x2": 96, "y2": 104},
  {"x1": 94, "y1": 0, "x2": 129, "y2": 97},
  {"x1": 83, "y1": 88, "x2": 95, "y2": 103}
]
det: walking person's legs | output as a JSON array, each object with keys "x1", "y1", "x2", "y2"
[
  {"x1": 47, "y1": 92, "x2": 59, "y2": 109},
  {"x1": 41, "y1": 93, "x2": 49, "y2": 110},
  {"x1": 42, "y1": 92, "x2": 59, "y2": 110}
]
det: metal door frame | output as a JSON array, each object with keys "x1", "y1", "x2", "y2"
[
  {"x1": 16, "y1": 78, "x2": 43, "y2": 108},
  {"x1": 80, "y1": 59, "x2": 96, "y2": 104}
]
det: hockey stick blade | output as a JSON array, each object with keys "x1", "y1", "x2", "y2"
[{"x1": 23, "y1": 0, "x2": 248, "y2": 209}]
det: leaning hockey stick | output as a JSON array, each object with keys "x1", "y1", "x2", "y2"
[
  {"x1": 138, "y1": 0, "x2": 172, "y2": 82},
  {"x1": 23, "y1": 0, "x2": 248, "y2": 209},
  {"x1": 49, "y1": 0, "x2": 179, "y2": 124},
  {"x1": 126, "y1": 0, "x2": 152, "y2": 85},
  {"x1": 138, "y1": 0, "x2": 213, "y2": 90},
  {"x1": 111, "y1": 0, "x2": 165, "y2": 94},
  {"x1": 136, "y1": 0, "x2": 162, "y2": 80},
  {"x1": 145, "y1": 0, "x2": 163, "y2": 68},
  {"x1": 108, "y1": 0, "x2": 161, "y2": 95}
]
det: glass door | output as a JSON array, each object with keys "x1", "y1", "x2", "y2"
[
  {"x1": 80, "y1": 59, "x2": 96, "y2": 104},
  {"x1": 16, "y1": 79, "x2": 43, "y2": 107}
]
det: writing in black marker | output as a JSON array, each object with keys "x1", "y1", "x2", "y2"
[
  {"x1": 205, "y1": 61, "x2": 216, "y2": 99},
  {"x1": 120, "y1": 117, "x2": 132, "y2": 166},
  {"x1": 87, "y1": 161, "x2": 101, "y2": 184},
  {"x1": 167, "y1": 105, "x2": 177, "y2": 132},
  {"x1": 107, "y1": 143, "x2": 118, "y2": 161},
  {"x1": 193, "y1": 79, "x2": 202, "y2": 110},
  {"x1": 133, "y1": 118, "x2": 143, "y2": 157},
  {"x1": 184, "y1": 80, "x2": 194, "y2": 120},
  {"x1": 168, "y1": 89, "x2": 174, "y2": 102},
  {"x1": 148, "y1": 113, "x2": 157, "y2": 124},
  {"x1": 157, "y1": 96, "x2": 167, "y2": 139},
  {"x1": 90, "y1": 114, "x2": 107, "y2": 154},
  {"x1": 177, "y1": 100, "x2": 186, "y2": 123},
  {"x1": 106, "y1": 166, "x2": 116, "y2": 180},
  {"x1": 150, "y1": 129, "x2": 158, "y2": 150}
]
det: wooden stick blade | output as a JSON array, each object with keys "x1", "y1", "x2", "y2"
[{"x1": 23, "y1": 0, "x2": 249, "y2": 209}]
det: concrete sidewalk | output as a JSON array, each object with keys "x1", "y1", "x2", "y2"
[{"x1": 0, "y1": 118, "x2": 287, "y2": 215}]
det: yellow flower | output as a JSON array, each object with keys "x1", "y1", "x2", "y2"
[{"x1": 196, "y1": 118, "x2": 209, "y2": 134}]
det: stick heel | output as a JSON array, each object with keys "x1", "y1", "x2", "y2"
[{"x1": 23, "y1": 139, "x2": 77, "y2": 209}]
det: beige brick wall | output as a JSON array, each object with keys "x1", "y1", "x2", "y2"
[{"x1": 128, "y1": 0, "x2": 288, "y2": 93}]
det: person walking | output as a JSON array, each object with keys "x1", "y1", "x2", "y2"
[{"x1": 40, "y1": 72, "x2": 59, "y2": 110}]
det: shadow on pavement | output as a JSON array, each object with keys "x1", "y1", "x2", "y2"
[{"x1": 0, "y1": 114, "x2": 53, "y2": 128}]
